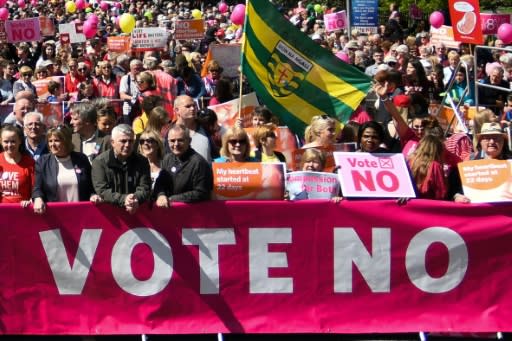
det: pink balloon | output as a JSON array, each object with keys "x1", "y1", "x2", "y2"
[
  {"x1": 87, "y1": 13, "x2": 99, "y2": 24},
  {"x1": 0, "y1": 0, "x2": 6, "y2": 6},
  {"x1": 99, "y1": 1, "x2": 108, "y2": 11},
  {"x1": 115, "y1": 2, "x2": 121, "y2": 9},
  {"x1": 218, "y1": 2, "x2": 228, "y2": 14},
  {"x1": 0, "y1": 7, "x2": 8, "y2": 20},
  {"x1": 30, "y1": 0, "x2": 37, "y2": 6},
  {"x1": 335, "y1": 51, "x2": 350, "y2": 63},
  {"x1": 497, "y1": 23, "x2": 512, "y2": 45},
  {"x1": 429, "y1": 11, "x2": 444, "y2": 29},
  {"x1": 18, "y1": 0, "x2": 26, "y2": 8},
  {"x1": 83, "y1": 19, "x2": 97, "y2": 38},
  {"x1": 230, "y1": 4, "x2": 245, "y2": 26},
  {"x1": 75, "y1": 0, "x2": 85, "y2": 10}
]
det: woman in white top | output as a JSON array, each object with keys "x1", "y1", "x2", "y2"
[{"x1": 32, "y1": 125, "x2": 101, "y2": 214}]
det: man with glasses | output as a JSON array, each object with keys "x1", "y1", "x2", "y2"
[
  {"x1": 155, "y1": 123, "x2": 212, "y2": 207},
  {"x1": 173, "y1": 95, "x2": 212, "y2": 162},
  {"x1": 365, "y1": 48, "x2": 385, "y2": 77},
  {"x1": 92, "y1": 124, "x2": 151, "y2": 214},
  {"x1": 23, "y1": 111, "x2": 48, "y2": 161}
]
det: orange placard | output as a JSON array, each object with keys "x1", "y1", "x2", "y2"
[
  {"x1": 245, "y1": 126, "x2": 298, "y2": 170},
  {"x1": 212, "y1": 162, "x2": 285, "y2": 200},
  {"x1": 107, "y1": 36, "x2": 131, "y2": 53},
  {"x1": 174, "y1": 19, "x2": 205, "y2": 40},
  {"x1": 429, "y1": 25, "x2": 460, "y2": 50},
  {"x1": 208, "y1": 92, "x2": 259, "y2": 128},
  {"x1": 33, "y1": 76, "x2": 64, "y2": 99},
  {"x1": 458, "y1": 159, "x2": 512, "y2": 203}
]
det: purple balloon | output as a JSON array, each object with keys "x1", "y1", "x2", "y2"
[
  {"x1": 230, "y1": 4, "x2": 245, "y2": 26},
  {"x1": 0, "y1": 7, "x2": 8, "y2": 20},
  {"x1": 429, "y1": 11, "x2": 444, "y2": 29},
  {"x1": 497, "y1": 23, "x2": 512, "y2": 45}
]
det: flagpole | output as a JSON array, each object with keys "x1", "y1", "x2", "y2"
[{"x1": 237, "y1": 0, "x2": 249, "y2": 120}]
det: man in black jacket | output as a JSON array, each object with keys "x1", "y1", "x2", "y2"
[
  {"x1": 155, "y1": 124, "x2": 212, "y2": 206},
  {"x1": 92, "y1": 124, "x2": 151, "y2": 214}
]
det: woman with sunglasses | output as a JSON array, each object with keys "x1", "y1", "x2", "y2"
[
  {"x1": 214, "y1": 126, "x2": 256, "y2": 162},
  {"x1": 252, "y1": 124, "x2": 286, "y2": 163},
  {"x1": 32, "y1": 125, "x2": 100, "y2": 214},
  {"x1": 93, "y1": 61, "x2": 119, "y2": 99},
  {"x1": 0, "y1": 124, "x2": 34, "y2": 206},
  {"x1": 138, "y1": 129, "x2": 164, "y2": 189},
  {"x1": 13, "y1": 66, "x2": 36, "y2": 97}
]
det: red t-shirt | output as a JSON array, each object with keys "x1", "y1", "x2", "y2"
[{"x1": 0, "y1": 153, "x2": 35, "y2": 203}]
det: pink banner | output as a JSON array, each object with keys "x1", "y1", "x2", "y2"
[
  {"x1": 1, "y1": 201, "x2": 512, "y2": 334},
  {"x1": 480, "y1": 13, "x2": 511, "y2": 35}
]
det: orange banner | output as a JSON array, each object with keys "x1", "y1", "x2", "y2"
[
  {"x1": 107, "y1": 36, "x2": 131, "y2": 53},
  {"x1": 212, "y1": 162, "x2": 285, "y2": 200},
  {"x1": 174, "y1": 19, "x2": 205, "y2": 40}
]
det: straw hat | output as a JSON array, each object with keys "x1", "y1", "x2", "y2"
[{"x1": 477, "y1": 122, "x2": 507, "y2": 140}]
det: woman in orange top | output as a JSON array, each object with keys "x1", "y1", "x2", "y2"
[{"x1": 0, "y1": 125, "x2": 35, "y2": 206}]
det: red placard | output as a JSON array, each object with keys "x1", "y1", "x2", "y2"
[{"x1": 449, "y1": 0, "x2": 484, "y2": 44}]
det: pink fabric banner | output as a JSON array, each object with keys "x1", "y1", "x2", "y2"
[{"x1": 1, "y1": 200, "x2": 512, "y2": 335}]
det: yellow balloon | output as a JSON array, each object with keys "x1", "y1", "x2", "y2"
[
  {"x1": 65, "y1": 1, "x2": 77, "y2": 13},
  {"x1": 119, "y1": 13, "x2": 136, "y2": 33},
  {"x1": 191, "y1": 9, "x2": 202, "y2": 19}
]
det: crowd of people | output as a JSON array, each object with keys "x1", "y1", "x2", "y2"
[{"x1": 0, "y1": 0, "x2": 511, "y2": 211}]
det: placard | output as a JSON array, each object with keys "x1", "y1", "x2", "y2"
[
  {"x1": 208, "y1": 92, "x2": 259, "y2": 128},
  {"x1": 430, "y1": 25, "x2": 461, "y2": 50},
  {"x1": 107, "y1": 36, "x2": 131, "y2": 53},
  {"x1": 5, "y1": 18, "x2": 41, "y2": 43},
  {"x1": 286, "y1": 171, "x2": 340, "y2": 200},
  {"x1": 209, "y1": 43, "x2": 241, "y2": 78},
  {"x1": 458, "y1": 159, "x2": 512, "y2": 203},
  {"x1": 131, "y1": 27, "x2": 168, "y2": 51},
  {"x1": 334, "y1": 152, "x2": 416, "y2": 198},
  {"x1": 33, "y1": 76, "x2": 65, "y2": 99},
  {"x1": 58, "y1": 23, "x2": 85, "y2": 43},
  {"x1": 350, "y1": 0, "x2": 378, "y2": 33},
  {"x1": 449, "y1": 0, "x2": 484, "y2": 44},
  {"x1": 212, "y1": 162, "x2": 285, "y2": 200},
  {"x1": 323, "y1": 11, "x2": 347, "y2": 32},
  {"x1": 174, "y1": 19, "x2": 205, "y2": 40},
  {"x1": 480, "y1": 13, "x2": 511, "y2": 35}
]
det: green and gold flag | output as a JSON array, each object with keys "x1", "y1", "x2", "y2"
[{"x1": 242, "y1": 0, "x2": 372, "y2": 135}]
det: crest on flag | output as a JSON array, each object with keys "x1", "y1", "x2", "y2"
[{"x1": 267, "y1": 41, "x2": 312, "y2": 97}]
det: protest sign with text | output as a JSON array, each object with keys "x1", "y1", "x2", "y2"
[
  {"x1": 208, "y1": 92, "x2": 259, "y2": 128},
  {"x1": 6, "y1": 18, "x2": 41, "y2": 43},
  {"x1": 174, "y1": 19, "x2": 205, "y2": 40},
  {"x1": 449, "y1": 0, "x2": 484, "y2": 44},
  {"x1": 324, "y1": 11, "x2": 347, "y2": 32},
  {"x1": 58, "y1": 23, "x2": 85, "y2": 43},
  {"x1": 213, "y1": 162, "x2": 285, "y2": 200},
  {"x1": 107, "y1": 36, "x2": 131, "y2": 53},
  {"x1": 334, "y1": 152, "x2": 416, "y2": 198},
  {"x1": 33, "y1": 76, "x2": 65, "y2": 99},
  {"x1": 286, "y1": 171, "x2": 340, "y2": 200},
  {"x1": 458, "y1": 159, "x2": 512, "y2": 203},
  {"x1": 480, "y1": 13, "x2": 511, "y2": 35},
  {"x1": 131, "y1": 27, "x2": 168, "y2": 51},
  {"x1": 430, "y1": 25, "x2": 460, "y2": 50}
]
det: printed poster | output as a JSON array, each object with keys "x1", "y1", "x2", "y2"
[
  {"x1": 208, "y1": 92, "x2": 259, "y2": 128},
  {"x1": 458, "y1": 159, "x2": 512, "y2": 203},
  {"x1": 449, "y1": 0, "x2": 484, "y2": 44},
  {"x1": 107, "y1": 36, "x2": 131, "y2": 53},
  {"x1": 323, "y1": 11, "x2": 347, "y2": 32},
  {"x1": 58, "y1": 23, "x2": 85, "y2": 43},
  {"x1": 480, "y1": 13, "x2": 511, "y2": 35},
  {"x1": 286, "y1": 171, "x2": 340, "y2": 200},
  {"x1": 212, "y1": 162, "x2": 285, "y2": 200},
  {"x1": 430, "y1": 25, "x2": 460, "y2": 50},
  {"x1": 5, "y1": 18, "x2": 41, "y2": 43},
  {"x1": 174, "y1": 19, "x2": 205, "y2": 40},
  {"x1": 334, "y1": 152, "x2": 416, "y2": 198},
  {"x1": 131, "y1": 27, "x2": 168, "y2": 51}
]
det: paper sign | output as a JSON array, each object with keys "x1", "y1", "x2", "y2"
[
  {"x1": 39, "y1": 16, "x2": 56, "y2": 36},
  {"x1": 131, "y1": 27, "x2": 168, "y2": 51},
  {"x1": 323, "y1": 11, "x2": 347, "y2": 32},
  {"x1": 60, "y1": 33, "x2": 70, "y2": 45},
  {"x1": 430, "y1": 25, "x2": 460, "y2": 50},
  {"x1": 209, "y1": 44, "x2": 241, "y2": 78},
  {"x1": 350, "y1": 0, "x2": 378, "y2": 33},
  {"x1": 5, "y1": 18, "x2": 41, "y2": 43},
  {"x1": 449, "y1": 0, "x2": 484, "y2": 44},
  {"x1": 458, "y1": 159, "x2": 512, "y2": 203},
  {"x1": 286, "y1": 171, "x2": 340, "y2": 200},
  {"x1": 107, "y1": 36, "x2": 131, "y2": 53},
  {"x1": 334, "y1": 152, "x2": 416, "y2": 198},
  {"x1": 212, "y1": 162, "x2": 285, "y2": 200},
  {"x1": 58, "y1": 23, "x2": 85, "y2": 43},
  {"x1": 208, "y1": 92, "x2": 259, "y2": 128},
  {"x1": 174, "y1": 19, "x2": 205, "y2": 40},
  {"x1": 33, "y1": 76, "x2": 65, "y2": 99},
  {"x1": 480, "y1": 13, "x2": 511, "y2": 35}
]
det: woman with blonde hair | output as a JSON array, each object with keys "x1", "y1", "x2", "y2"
[
  {"x1": 138, "y1": 129, "x2": 164, "y2": 189},
  {"x1": 408, "y1": 134, "x2": 447, "y2": 200},
  {"x1": 202, "y1": 59, "x2": 223, "y2": 97},
  {"x1": 300, "y1": 148, "x2": 326, "y2": 172},
  {"x1": 252, "y1": 124, "x2": 286, "y2": 163},
  {"x1": 215, "y1": 127, "x2": 255, "y2": 162},
  {"x1": 302, "y1": 115, "x2": 337, "y2": 148}
]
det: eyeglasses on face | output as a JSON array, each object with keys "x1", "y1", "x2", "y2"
[
  {"x1": 228, "y1": 139, "x2": 247, "y2": 146},
  {"x1": 77, "y1": 68, "x2": 87, "y2": 72},
  {"x1": 140, "y1": 137, "x2": 156, "y2": 144}
]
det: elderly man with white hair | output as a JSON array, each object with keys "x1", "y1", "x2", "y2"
[{"x1": 23, "y1": 111, "x2": 48, "y2": 161}]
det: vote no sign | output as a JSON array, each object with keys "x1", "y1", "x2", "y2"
[
  {"x1": 5, "y1": 18, "x2": 41, "y2": 43},
  {"x1": 334, "y1": 152, "x2": 416, "y2": 198}
]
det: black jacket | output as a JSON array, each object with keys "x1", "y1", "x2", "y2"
[
  {"x1": 155, "y1": 148, "x2": 213, "y2": 203},
  {"x1": 91, "y1": 149, "x2": 151, "y2": 207},
  {"x1": 32, "y1": 151, "x2": 94, "y2": 202}
]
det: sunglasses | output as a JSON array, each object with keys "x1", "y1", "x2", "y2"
[
  {"x1": 102, "y1": 66, "x2": 112, "y2": 69},
  {"x1": 136, "y1": 80, "x2": 146, "y2": 84},
  {"x1": 228, "y1": 139, "x2": 247, "y2": 145},
  {"x1": 140, "y1": 138, "x2": 156, "y2": 144},
  {"x1": 22, "y1": 73, "x2": 33, "y2": 77},
  {"x1": 77, "y1": 68, "x2": 87, "y2": 72}
]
